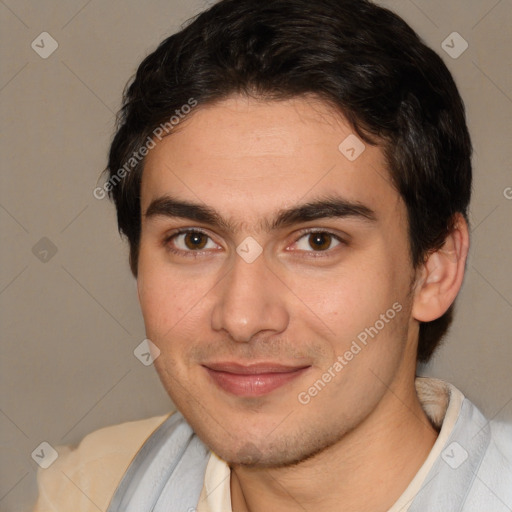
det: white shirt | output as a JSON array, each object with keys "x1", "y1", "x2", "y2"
[
  {"x1": 195, "y1": 377, "x2": 490, "y2": 511},
  {"x1": 34, "y1": 377, "x2": 512, "y2": 512}
]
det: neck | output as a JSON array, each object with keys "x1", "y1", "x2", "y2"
[{"x1": 230, "y1": 377, "x2": 438, "y2": 512}]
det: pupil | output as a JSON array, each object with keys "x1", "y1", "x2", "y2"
[
  {"x1": 185, "y1": 232, "x2": 207, "y2": 250},
  {"x1": 310, "y1": 233, "x2": 331, "y2": 251}
]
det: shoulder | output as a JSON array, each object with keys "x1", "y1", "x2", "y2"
[
  {"x1": 33, "y1": 412, "x2": 173, "y2": 512},
  {"x1": 456, "y1": 399, "x2": 512, "y2": 511},
  {"x1": 408, "y1": 383, "x2": 512, "y2": 511},
  {"x1": 466, "y1": 418, "x2": 512, "y2": 510}
]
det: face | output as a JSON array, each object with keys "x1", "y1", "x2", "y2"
[{"x1": 137, "y1": 95, "x2": 417, "y2": 468}]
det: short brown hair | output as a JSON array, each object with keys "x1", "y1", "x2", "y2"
[{"x1": 106, "y1": 0, "x2": 472, "y2": 362}]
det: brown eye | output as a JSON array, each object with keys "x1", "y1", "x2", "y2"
[
  {"x1": 165, "y1": 229, "x2": 220, "y2": 256},
  {"x1": 292, "y1": 231, "x2": 343, "y2": 253},
  {"x1": 183, "y1": 232, "x2": 208, "y2": 250},
  {"x1": 308, "y1": 232, "x2": 333, "y2": 251},
  {"x1": 165, "y1": 229, "x2": 219, "y2": 255}
]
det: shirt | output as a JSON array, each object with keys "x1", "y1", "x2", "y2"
[
  {"x1": 196, "y1": 377, "x2": 460, "y2": 512},
  {"x1": 33, "y1": 377, "x2": 512, "y2": 511}
]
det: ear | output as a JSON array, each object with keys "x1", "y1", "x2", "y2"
[{"x1": 412, "y1": 213, "x2": 470, "y2": 322}]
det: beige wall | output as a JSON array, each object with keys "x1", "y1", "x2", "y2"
[{"x1": 1, "y1": 1, "x2": 511, "y2": 510}]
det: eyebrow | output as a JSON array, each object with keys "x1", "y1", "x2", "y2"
[{"x1": 144, "y1": 194, "x2": 377, "y2": 232}]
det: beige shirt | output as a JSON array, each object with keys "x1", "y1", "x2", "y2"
[
  {"x1": 33, "y1": 414, "x2": 171, "y2": 512},
  {"x1": 33, "y1": 377, "x2": 462, "y2": 512}
]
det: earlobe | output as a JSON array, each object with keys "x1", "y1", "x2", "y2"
[{"x1": 412, "y1": 214, "x2": 470, "y2": 323}]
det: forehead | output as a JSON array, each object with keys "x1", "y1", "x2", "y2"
[{"x1": 140, "y1": 95, "x2": 402, "y2": 225}]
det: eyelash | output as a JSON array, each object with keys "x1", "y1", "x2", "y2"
[
  {"x1": 163, "y1": 228, "x2": 217, "y2": 258},
  {"x1": 163, "y1": 228, "x2": 347, "y2": 259}
]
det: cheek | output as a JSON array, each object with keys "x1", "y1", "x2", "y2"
[
  {"x1": 287, "y1": 261, "x2": 391, "y2": 333},
  {"x1": 297, "y1": 257, "x2": 409, "y2": 364},
  {"x1": 136, "y1": 255, "x2": 189, "y2": 337},
  {"x1": 136, "y1": 253, "x2": 220, "y2": 350}
]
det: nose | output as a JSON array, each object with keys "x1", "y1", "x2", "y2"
[{"x1": 210, "y1": 250, "x2": 289, "y2": 343}]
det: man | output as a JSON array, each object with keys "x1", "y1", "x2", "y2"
[{"x1": 34, "y1": 0, "x2": 512, "y2": 511}]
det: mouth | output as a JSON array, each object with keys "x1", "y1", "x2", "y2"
[{"x1": 202, "y1": 361, "x2": 311, "y2": 397}]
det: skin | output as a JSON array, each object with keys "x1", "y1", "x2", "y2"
[{"x1": 137, "y1": 95, "x2": 469, "y2": 512}]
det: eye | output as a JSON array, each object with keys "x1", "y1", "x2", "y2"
[
  {"x1": 166, "y1": 229, "x2": 220, "y2": 253},
  {"x1": 293, "y1": 231, "x2": 343, "y2": 252}
]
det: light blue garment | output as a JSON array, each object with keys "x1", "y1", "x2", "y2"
[
  {"x1": 107, "y1": 398, "x2": 512, "y2": 512},
  {"x1": 106, "y1": 413, "x2": 209, "y2": 512},
  {"x1": 409, "y1": 399, "x2": 512, "y2": 511}
]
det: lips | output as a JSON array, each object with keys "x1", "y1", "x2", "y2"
[{"x1": 203, "y1": 361, "x2": 310, "y2": 397}]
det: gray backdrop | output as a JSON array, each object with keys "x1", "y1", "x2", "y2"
[{"x1": 1, "y1": 0, "x2": 511, "y2": 511}]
